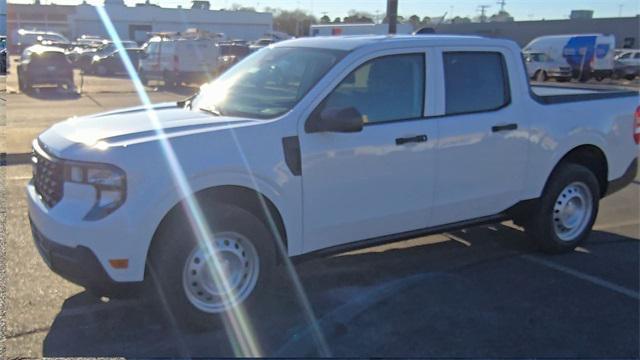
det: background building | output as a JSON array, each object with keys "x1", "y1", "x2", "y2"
[
  {"x1": 434, "y1": 15, "x2": 640, "y2": 48},
  {"x1": 7, "y1": 0, "x2": 273, "y2": 45},
  {"x1": 0, "y1": 0, "x2": 7, "y2": 35}
]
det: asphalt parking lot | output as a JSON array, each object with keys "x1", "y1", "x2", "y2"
[{"x1": 1, "y1": 56, "x2": 639, "y2": 357}]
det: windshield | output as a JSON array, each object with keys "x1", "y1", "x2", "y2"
[{"x1": 192, "y1": 47, "x2": 347, "y2": 119}]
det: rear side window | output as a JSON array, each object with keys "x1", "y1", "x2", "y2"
[{"x1": 443, "y1": 52, "x2": 510, "y2": 115}]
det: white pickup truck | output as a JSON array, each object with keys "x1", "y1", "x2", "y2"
[{"x1": 28, "y1": 35, "x2": 638, "y2": 329}]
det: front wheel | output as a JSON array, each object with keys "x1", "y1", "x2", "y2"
[
  {"x1": 147, "y1": 203, "x2": 277, "y2": 330},
  {"x1": 523, "y1": 163, "x2": 600, "y2": 253}
]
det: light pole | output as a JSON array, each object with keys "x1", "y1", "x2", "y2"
[{"x1": 387, "y1": 0, "x2": 398, "y2": 34}]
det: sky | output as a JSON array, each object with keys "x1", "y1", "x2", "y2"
[{"x1": 8, "y1": 0, "x2": 640, "y2": 21}]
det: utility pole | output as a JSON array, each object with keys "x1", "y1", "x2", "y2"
[
  {"x1": 387, "y1": 0, "x2": 398, "y2": 34},
  {"x1": 478, "y1": 5, "x2": 491, "y2": 23},
  {"x1": 497, "y1": 0, "x2": 506, "y2": 12}
]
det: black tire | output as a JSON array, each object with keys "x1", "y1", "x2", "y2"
[
  {"x1": 18, "y1": 69, "x2": 30, "y2": 93},
  {"x1": 163, "y1": 70, "x2": 177, "y2": 88},
  {"x1": 147, "y1": 203, "x2": 278, "y2": 331},
  {"x1": 535, "y1": 70, "x2": 547, "y2": 82},
  {"x1": 624, "y1": 74, "x2": 637, "y2": 81},
  {"x1": 17, "y1": 68, "x2": 25, "y2": 92},
  {"x1": 139, "y1": 69, "x2": 149, "y2": 86},
  {"x1": 523, "y1": 163, "x2": 600, "y2": 253}
]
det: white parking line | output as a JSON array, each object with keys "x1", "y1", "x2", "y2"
[{"x1": 522, "y1": 254, "x2": 640, "y2": 300}]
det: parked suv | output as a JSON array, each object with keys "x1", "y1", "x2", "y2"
[
  {"x1": 15, "y1": 29, "x2": 71, "y2": 53},
  {"x1": 28, "y1": 35, "x2": 638, "y2": 329},
  {"x1": 17, "y1": 45, "x2": 74, "y2": 92}
]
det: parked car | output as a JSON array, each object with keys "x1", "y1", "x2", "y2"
[
  {"x1": 79, "y1": 40, "x2": 138, "y2": 73},
  {"x1": 28, "y1": 35, "x2": 638, "y2": 329},
  {"x1": 17, "y1": 45, "x2": 74, "y2": 92},
  {"x1": 614, "y1": 49, "x2": 640, "y2": 80},
  {"x1": 66, "y1": 35, "x2": 108, "y2": 68},
  {"x1": 0, "y1": 48, "x2": 6, "y2": 75},
  {"x1": 0, "y1": 36, "x2": 7, "y2": 75},
  {"x1": 15, "y1": 29, "x2": 71, "y2": 53},
  {"x1": 88, "y1": 48, "x2": 144, "y2": 76},
  {"x1": 249, "y1": 37, "x2": 275, "y2": 52},
  {"x1": 212, "y1": 42, "x2": 251, "y2": 76},
  {"x1": 139, "y1": 32, "x2": 220, "y2": 86},
  {"x1": 523, "y1": 51, "x2": 572, "y2": 82},
  {"x1": 524, "y1": 34, "x2": 616, "y2": 81}
]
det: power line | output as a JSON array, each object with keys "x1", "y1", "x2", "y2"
[{"x1": 477, "y1": 4, "x2": 491, "y2": 22}]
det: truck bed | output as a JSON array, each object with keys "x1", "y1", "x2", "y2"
[{"x1": 531, "y1": 84, "x2": 638, "y2": 104}]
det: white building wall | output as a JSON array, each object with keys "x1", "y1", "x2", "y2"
[{"x1": 71, "y1": 4, "x2": 272, "y2": 42}]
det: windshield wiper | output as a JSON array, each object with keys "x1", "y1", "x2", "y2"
[
  {"x1": 177, "y1": 92, "x2": 198, "y2": 109},
  {"x1": 199, "y1": 106, "x2": 224, "y2": 117}
]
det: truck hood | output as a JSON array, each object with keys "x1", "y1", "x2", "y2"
[{"x1": 39, "y1": 102, "x2": 261, "y2": 155}]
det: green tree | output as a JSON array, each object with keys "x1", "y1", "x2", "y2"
[
  {"x1": 343, "y1": 9, "x2": 374, "y2": 23},
  {"x1": 272, "y1": 9, "x2": 318, "y2": 37},
  {"x1": 320, "y1": 15, "x2": 331, "y2": 24},
  {"x1": 229, "y1": 3, "x2": 255, "y2": 11}
]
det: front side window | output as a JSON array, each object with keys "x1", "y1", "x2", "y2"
[
  {"x1": 145, "y1": 41, "x2": 160, "y2": 55},
  {"x1": 443, "y1": 52, "x2": 510, "y2": 115},
  {"x1": 322, "y1": 53, "x2": 425, "y2": 124}
]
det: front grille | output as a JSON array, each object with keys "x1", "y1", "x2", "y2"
[
  {"x1": 32, "y1": 147, "x2": 64, "y2": 208},
  {"x1": 559, "y1": 67, "x2": 571, "y2": 72}
]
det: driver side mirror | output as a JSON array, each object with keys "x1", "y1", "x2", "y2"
[{"x1": 306, "y1": 106, "x2": 364, "y2": 133}]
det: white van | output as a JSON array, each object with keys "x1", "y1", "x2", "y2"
[
  {"x1": 139, "y1": 31, "x2": 222, "y2": 87},
  {"x1": 524, "y1": 34, "x2": 615, "y2": 81}
]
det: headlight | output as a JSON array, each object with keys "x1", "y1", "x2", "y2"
[
  {"x1": 92, "y1": 55, "x2": 100, "y2": 62},
  {"x1": 65, "y1": 161, "x2": 126, "y2": 220}
]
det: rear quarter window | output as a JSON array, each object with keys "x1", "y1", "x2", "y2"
[{"x1": 443, "y1": 52, "x2": 510, "y2": 115}]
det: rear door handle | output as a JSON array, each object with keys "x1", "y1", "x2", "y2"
[
  {"x1": 492, "y1": 123, "x2": 518, "y2": 132},
  {"x1": 395, "y1": 134, "x2": 428, "y2": 145}
]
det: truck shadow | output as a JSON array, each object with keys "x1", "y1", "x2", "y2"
[
  {"x1": 21, "y1": 86, "x2": 81, "y2": 101},
  {"x1": 41, "y1": 224, "x2": 639, "y2": 357}
]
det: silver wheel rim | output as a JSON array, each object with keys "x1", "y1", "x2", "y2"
[
  {"x1": 552, "y1": 182, "x2": 593, "y2": 242},
  {"x1": 182, "y1": 231, "x2": 259, "y2": 314}
]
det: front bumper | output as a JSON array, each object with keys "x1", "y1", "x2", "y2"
[
  {"x1": 26, "y1": 180, "x2": 150, "y2": 283},
  {"x1": 548, "y1": 70, "x2": 572, "y2": 79},
  {"x1": 29, "y1": 216, "x2": 116, "y2": 289}
]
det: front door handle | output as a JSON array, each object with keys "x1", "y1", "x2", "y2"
[
  {"x1": 395, "y1": 134, "x2": 428, "y2": 145},
  {"x1": 492, "y1": 123, "x2": 518, "y2": 132}
]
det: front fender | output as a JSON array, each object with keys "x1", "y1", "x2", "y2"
[{"x1": 132, "y1": 168, "x2": 302, "y2": 280}]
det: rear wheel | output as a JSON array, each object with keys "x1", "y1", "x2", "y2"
[
  {"x1": 18, "y1": 68, "x2": 30, "y2": 93},
  {"x1": 624, "y1": 74, "x2": 637, "y2": 81},
  {"x1": 523, "y1": 163, "x2": 600, "y2": 253},
  {"x1": 139, "y1": 69, "x2": 149, "y2": 86},
  {"x1": 535, "y1": 70, "x2": 547, "y2": 82},
  {"x1": 147, "y1": 203, "x2": 277, "y2": 330},
  {"x1": 163, "y1": 70, "x2": 177, "y2": 88}
]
